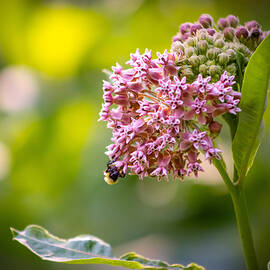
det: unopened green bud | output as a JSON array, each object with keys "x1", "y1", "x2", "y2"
[
  {"x1": 185, "y1": 47, "x2": 194, "y2": 57},
  {"x1": 217, "y1": 65, "x2": 222, "y2": 73},
  {"x1": 185, "y1": 37, "x2": 195, "y2": 47},
  {"x1": 206, "y1": 48, "x2": 217, "y2": 60},
  {"x1": 171, "y1": 41, "x2": 185, "y2": 53},
  {"x1": 197, "y1": 29, "x2": 208, "y2": 40},
  {"x1": 214, "y1": 39, "x2": 225, "y2": 48},
  {"x1": 218, "y1": 52, "x2": 229, "y2": 65},
  {"x1": 197, "y1": 40, "x2": 208, "y2": 53},
  {"x1": 193, "y1": 47, "x2": 200, "y2": 55},
  {"x1": 215, "y1": 48, "x2": 223, "y2": 55},
  {"x1": 237, "y1": 44, "x2": 251, "y2": 56},
  {"x1": 206, "y1": 60, "x2": 215, "y2": 66},
  {"x1": 199, "y1": 55, "x2": 207, "y2": 64},
  {"x1": 225, "y1": 42, "x2": 235, "y2": 50},
  {"x1": 176, "y1": 57, "x2": 189, "y2": 66},
  {"x1": 209, "y1": 65, "x2": 222, "y2": 76},
  {"x1": 199, "y1": 64, "x2": 208, "y2": 75},
  {"x1": 206, "y1": 35, "x2": 214, "y2": 44},
  {"x1": 181, "y1": 67, "x2": 194, "y2": 79},
  {"x1": 226, "y1": 63, "x2": 237, "y2": 74},
  {"x1": 226, "y1": 49, "x2": 236, "y2": 61},
  {"x1": 214, "y1": 33, "x2": 223, "y2": 41},
  {"x1": 189, "y1": 55, "x2": 200, "y2": 67}
]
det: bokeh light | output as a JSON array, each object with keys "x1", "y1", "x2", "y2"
[{"x1": 26, "y1": 6, "x2": 102, "y2": 77}]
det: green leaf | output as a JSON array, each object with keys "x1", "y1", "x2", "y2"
[
  {"x1": 11, "y1": 225, "x2": 204, "y2": 270},
  {"x1": 222, "y1": 113, "x2": 238, "y2": 140},
  {"x1": 232, "y1": 35, "x2": 270, "y2": 179}
]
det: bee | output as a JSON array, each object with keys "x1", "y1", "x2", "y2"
[{"x1": 104, "y1": 159, "x2": 125, "y2": 185}]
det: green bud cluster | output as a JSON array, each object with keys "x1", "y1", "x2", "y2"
[{"x1": 171, "y1": 29, "x2": 252, "y2": 82}]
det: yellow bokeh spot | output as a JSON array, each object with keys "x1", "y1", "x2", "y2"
[
  {"x1": 26, "y1": 6, "x2": 100, "y2": 78},
  {"x1": 54, "y1": 100, "x2": 96, "y2": 152}
]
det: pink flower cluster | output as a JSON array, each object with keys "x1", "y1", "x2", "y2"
[{"x1": 99, "y1": 49, "x2": 241, "y2": 181}]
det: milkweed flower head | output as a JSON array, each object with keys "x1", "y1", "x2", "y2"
[
  {"x1": 100, "y1": 49, "x2": 239, "y2": 182},
  {"x1": 100, "y1": 14, "x2": 269, "y2": 183}
]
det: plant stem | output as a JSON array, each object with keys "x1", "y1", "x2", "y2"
[
  {"x1": 213, "y1": 158, "x2": 258, "y2": 270},
  {"x1": 231, "y1": 186, "x2": 258, "y2": 270},
  {"x1": 212, "y1": 158, "x2": 234, "y2": 194}
]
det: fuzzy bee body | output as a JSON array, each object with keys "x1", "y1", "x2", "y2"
[{"x1": 104, "y1": 160, "x2": 125, "y2": 185}]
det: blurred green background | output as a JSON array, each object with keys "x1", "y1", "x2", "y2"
[{"x1": 0, "y1": 0, "x2": 269, "y2": 269}]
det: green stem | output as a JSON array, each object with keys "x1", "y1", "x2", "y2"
[
  {"x1": 231, "y1": 186, "x2": 258, "y2": 270},
  {"x1": 212, "y1": 158, "x2": 234, "y2": 194},
  {"x1": 213, "y1": 158, "x2": 258, "y2": 270}
]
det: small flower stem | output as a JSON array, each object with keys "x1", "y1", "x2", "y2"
[
  {"x1": 213, "y1": 158, "x2": 258, "y2": 270},
  {"x1": 212, "y1": 158, "x2": 234, "y2": 193}
]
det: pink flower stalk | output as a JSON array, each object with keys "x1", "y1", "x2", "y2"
[{"x1": 100, "y1": 49, "x2": 241, "y2": 182}]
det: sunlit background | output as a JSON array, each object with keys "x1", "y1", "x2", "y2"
[{"x1": 0, "y1": 0, "x2": 270, "y2": 270}]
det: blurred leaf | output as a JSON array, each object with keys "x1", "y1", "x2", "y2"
[
  {"x1": 232, "y1": 35, "x2": 270, "y2": 179},
  {"x1": 11, "y1": 225, "x2": 204, "y2": 270}
]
